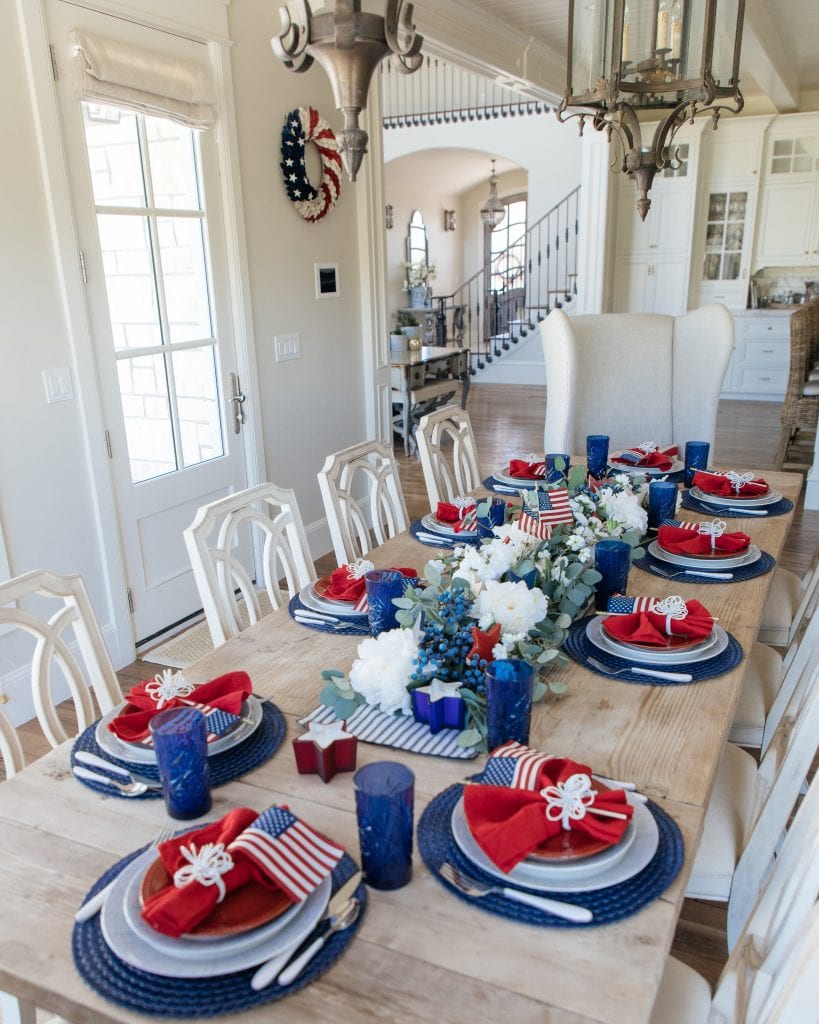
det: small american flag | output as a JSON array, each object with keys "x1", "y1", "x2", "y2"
[
  {"x1": 229, "y1": 806, "x2": 344, "y2": 903},
  {"x1": 617, "y1": 443, "x2": 676, "y2": 465},
  {"x1": 661, "y1": 518, "x2": 698, "y2": 531},
  {"x1": 476, "y1": 740, "x2": 554, "y2": 792},
  {"x1": 607, "y1": 595, "x2": 659, "y2": 614},
  {"x1": 517, "y1": 488, "x2": 573, "y2": 538},
  {"x1": 140, "y1": 703, "x2": 241, "y2": 747}
]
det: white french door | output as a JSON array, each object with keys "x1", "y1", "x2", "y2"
[{"x1": 47, "y1": 1, "x2": 250, "y2": 642}]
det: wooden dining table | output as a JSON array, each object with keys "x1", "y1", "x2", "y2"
[{"x1": 0, "y1": 469, "x2": 802, "y2": 1024}]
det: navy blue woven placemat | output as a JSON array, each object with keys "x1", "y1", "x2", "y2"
[
  {"x1": 71, "y1": 701, "x2": 286, "y2": 800},
  {"x1": 681, "y1": 492, "x2": 794, "y2": 518},
  {"x1": 564, "y1": 615, "x2": 743, "y2": 684},
  {"x1": 633, "y1": 549, "x2": 775, "y2": 584},
  {"x1": 418, "y1": 784, "x2": 682, "y2": 927},
  {"x1": 409, "y1": 520, "x2": 479, "y2": 548},
  {"x1": 482, "y1": 475, "x2": 536, "y2": 494},
  {"x1": 72, "y1": 846, "x2": 365, "y2": 1017},
  {"x1": 288, "y1": 594, "x2": 369, "y2": 636}
]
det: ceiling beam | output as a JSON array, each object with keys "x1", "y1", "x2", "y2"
[{"x1": 739, "y1": 0, "x2": 800, "y2": 112}]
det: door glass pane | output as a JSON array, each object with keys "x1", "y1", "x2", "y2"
[
  {"x1": 773, "y1": 139, "x2": 793, "y2": 156},
  {"x1": 722, "y1": 253, "x2": 740, "y2": 279},
  {"x1": 83, "y1": 105, "x2": 146, "y2": 207},
  {"x1": 703, "y1": 253, "x2": 720, "y2": 280},
  {"x1": 146, "y1": 116, "x2": 201, "y2": 210},
  {"x1": 706, "y1": 224, "x2": 724, "y2": 252},
  {"x1": 117, "y1": 354, "x2": 176, "y2": 482},
  {"x1": 157, "y1": 217, "x2": 213, "y2": 342},
  {"x1": 96, "y1": 214, "x2": 162, "y2": 350},
  {"x1": 172, "y1": 346, "x2": 224, "y2": 467}
]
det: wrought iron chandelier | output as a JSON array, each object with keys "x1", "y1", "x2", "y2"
[
  {"x1": 480, "y1": 160, "x2": 505, "y2": 228},
  {"x1": 558, "y1": 0, "x2": 745, "y2": 219},
  {"x1": 272, "y1": 0, "x2": 423, "y2": 182}
]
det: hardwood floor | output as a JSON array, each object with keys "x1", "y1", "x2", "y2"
[{"x1": 4, "y1": 385, "x2": 818, "y2": 994}]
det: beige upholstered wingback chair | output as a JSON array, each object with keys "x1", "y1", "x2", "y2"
[{"x1": 540, "y1": 305, "x2": 734, "y2": 454}]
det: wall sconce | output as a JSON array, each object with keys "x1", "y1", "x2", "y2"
[
  {"x1": 443, "y1": 210, "x2": 456, "y2": 232},
  {"x1": 385, "y1": 204, "x2": 394, "y2": 229}
]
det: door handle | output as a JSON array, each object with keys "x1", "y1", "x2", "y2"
[{"x1": 228, "y1": 372, "x2": 246, "y2": 434}]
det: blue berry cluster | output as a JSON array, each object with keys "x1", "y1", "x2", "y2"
[{"x1": 410, "y1": 589, "x2": 488, "y2": 695}]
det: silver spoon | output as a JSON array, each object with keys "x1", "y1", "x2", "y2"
[
  {"x1": 276, "y1": 899, "x2": 361, "y2": 985},
  {"x1": 72, "y1": 765, "x2": 154, "y2": 796}
]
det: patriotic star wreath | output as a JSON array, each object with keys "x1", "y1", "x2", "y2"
[{"x1": 280, "y1": 106, "x2": 342, "y2": 223}]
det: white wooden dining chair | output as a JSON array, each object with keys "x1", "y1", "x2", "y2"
[
  {"x1": 651, "y1": 772, "x2": 819, "y2": 1023},
  {"x1": 184, "y1": 483, "x2": 316, "y2": 649},
  {"x1": 757, "y1": 545, "x2": 819, "y2": 647},
  {"x1": 415, "y1": 405, "x2": 481, "y2": 509},
  {"x1": 317, "y1": 441, "x2": 409, "y2": 564},
  {"x1": 0, "y1": 707, "x2": 24, "y2": 779},
  {"x1": 685, "y1": 654, "x2": 819, "y2": 949},
  {"x1": 0, "y1": 570, "x2": 121, "y2": 750}
]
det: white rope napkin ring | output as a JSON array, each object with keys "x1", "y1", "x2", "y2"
[
  {"x1": 452, "y1": 495, "x2": 474, "y2": 517},
  {"x1": 173, "y1": 842, "x2": 234, "y2": 903},
  {"x1": 145, "y1": 669, "x2": 195, "y2": 708},
  {"x1": 541, "y1": 773, "x2": 596, "y2": 830},
  {"x1": 654, "y1": 594, "x2": 688, "y2": 635},
  {"x1": 637, "y1": 441, "x2": 658, "y2": 453},
  {"x1": 698, "y1": 519, "x2": 727, "y2": 551},
  {"x1": 345, "y1": 557, "x2": 374, "y2": 581},
  {"x1": 726, "y1": 471, "x2": 755, "y2": 494}
]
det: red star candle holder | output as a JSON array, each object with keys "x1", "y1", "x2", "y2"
[
  {"x1": 411, "y1": 679, "x2": 466, "y2": 734},
  {"x1": 292, "y1": 720, "x2": 358, "y2": 783}
]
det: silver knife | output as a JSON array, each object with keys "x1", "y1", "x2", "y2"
[{"x1": 250, "y1": 870, "x2": 362, "y2": 991}]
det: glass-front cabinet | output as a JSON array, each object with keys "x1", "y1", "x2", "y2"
[{"x1": 696, "y1": 186, "x2": 755, "y2": 308}]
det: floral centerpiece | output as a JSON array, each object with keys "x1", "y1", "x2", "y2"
[
  {"x1": 403, "y1": 260, "x2": 436, "y2": 288},
  {"x1": 321, "y1": 466, "x2": 651, "y2": 751}
]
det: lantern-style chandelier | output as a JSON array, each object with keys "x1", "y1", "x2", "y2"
[
  {"x1": 558, "y1": 0, "x2": 745, "y2": 218},
  {"x1": 480, "y1": 161, "x2": 505, "y2": 228},
  {"x1": 272, "y1": 0, "x2": 423, "y2": 182}
]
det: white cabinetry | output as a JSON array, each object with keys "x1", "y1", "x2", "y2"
[{"x1": 721, "y1": 312, "x2": 791, "y2": 401}]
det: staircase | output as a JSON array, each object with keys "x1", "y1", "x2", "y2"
[{"x1": 430, "y1": 187, "x2": 580, "y2": 376}]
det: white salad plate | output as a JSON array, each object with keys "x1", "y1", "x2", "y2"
[
  {"x1": 649, "y1": 539, "x2": 762, "y2": 571},
  {"x1": 585, "y1": 616, "x2": 728, "y2": 665},
  {"x1": 690, "y1": 486, "x2": 782, "y2": 508}
]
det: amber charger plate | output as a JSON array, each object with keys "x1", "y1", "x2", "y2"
[
  {"x1": 312, "y1": 575, "x2": 359, "y2": 606},
  {"x1": 140, "y1": 857, "x2": 292, "y2": 938},
  {"x1": 525, "y1": 781, "x2": 618, "y2": 862}
]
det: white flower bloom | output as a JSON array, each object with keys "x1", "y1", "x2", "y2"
[
  {"x1": 472, "y1": 579, "x2": 548, "y2": 638},
  {"x1": 491, "y1": 643, "x2": 510, "y2": 660},
  {"x1": 426, "y1": 559, "x2": 446, "y2": 575},
  {"x1": 599, "y1": 489, "x2": 648, "y2": 534},
  {"x1": 349, "y1": 628, "x2": 417, "y2": 716}
]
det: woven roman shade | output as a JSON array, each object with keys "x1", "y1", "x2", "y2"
[{"x1": 70, "y1": 30, "x2": 216, "y2": 129}]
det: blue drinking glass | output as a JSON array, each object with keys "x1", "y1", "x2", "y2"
[
  {"x1": 648, "y1": 480, "x2": 679, "y2": 529},
  {"x1": 476, "y1": 497, "x2": 506, "y2": 539},
  {"x1": 684, "y1": 441, "x2": 711, "y2": 487},
  {"x1": 593, "y1": 539, "x2": 631, "y2": 611},
  {"x1": 353, "y1": 761, "x2": 414, "y2": 890},
  {"x1": 149, "y1": 707, "x2": 212, "y2": 820},
  {"x1": 586, "y1": 434, "x2": 610, "y2": 479},
  {"x1": 545, "y1": 453, "x2": 571, "y2": 483},
  {"x1": 485, "y1": 659, "x2": 535, "y2": 751},
  {"x1": 365, "y1": 570, "x2": 415, "y2": 636}
]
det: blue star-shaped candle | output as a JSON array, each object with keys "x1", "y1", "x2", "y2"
[
  {"x1": 292, "y1": 719, "x2": 358, "y2": 782},
  {"x1": 411, "y1": 678, "x2": 466, "y2": 734}
]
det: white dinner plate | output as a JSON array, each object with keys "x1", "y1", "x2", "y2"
[
  {"x1": 492, "y1": 467, "x2": 540, "y2": 488},
  {"x1": 420, "y1": 512, "x2": 476, "y2": 538},
  {"x1": 298, "y1": 583, "x2": 367, "y2": 619},
  {"x1": 585, "y1": 616, "x2": 728, "y2": 665},
  {"x1": 690, "y1": 485, "x2": 782, "y2": 508},
  {"x1": 649, "y1": 539, "x2": 762, "y2": 571},
  {"x1": 608, "y1": 454, "x2": 684, "y2": 476},
  {"x1": 451, "y1": 793, "x2": 658, "y2": 893},
  {"x1": 95, "y1": 694, "x2": 263, "y2": 767},
  {"x1": 100, "y1": 844, "x2": 331, "y2": 978}
]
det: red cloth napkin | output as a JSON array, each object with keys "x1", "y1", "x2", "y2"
[
  {"x1": 436, "y1": 501, "x2": 477, "y2": 531},
  {"x1": 611, "y1": 444, "x2": 677, "y2": 471},
  {"x1": 602, "y1": 598, "x2": 714, "y2": 647},
  {"x1": 657, "y1": 523, "x2": 750, "y2": 556},
  {"x1": 108, "y1": 671, "x2": 252, "y2": 743},
  {"x1": 692, "y1": 470, "x2": 769, "y2": 498},
  {"x1": 508, "y1": 458, "x2": 546, "y2": 480},
  {"x1": 323, "y1": 565, "x2": 417, "y2": 603},
  {"x1": 464, "y1": 757, "x2": 632, "y2": 873}
]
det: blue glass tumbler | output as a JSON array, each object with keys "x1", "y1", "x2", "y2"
[
  {"x1": 365, "y1": 570, "x2": 415, "y2": 636},
  {"x1": 353, "y1": 761, "x2": 414, "y2": 890},
  {"x1": 485, "y1": 659, "x2": 535, "y2": 751},
  {"x1": 149, "y1": 707, "x2": 212, "y2": 820},
  {"x1": 586, "y1": 434, "x2": 610, "y2": 479},
  {"x1": 648, "y1": 480, "x2": 679, "y2": 529},
  {"x1": 593, "y1": 539, "x2": 631, "y2": 611},
  {"x1": 476, "y1": 497, "x2": 507, "y2": 539},
  {"x1": 684, "y1": 441, "x2": 711, "y2": 487},
  {"x1": 545, "y1": 453, "x2": 571, "y2": 483}
]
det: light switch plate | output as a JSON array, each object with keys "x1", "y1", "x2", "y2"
[
  {"x1": 42, "y1": 367, "x2": 74, "y2": 403},
  {"x1": 274, "y1": 333, "x2": 301, "y2": 362}
]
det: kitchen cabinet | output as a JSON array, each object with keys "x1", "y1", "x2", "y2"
[
  {"x1": 721, "y1": 311, "x2": 791, "y2": 401},
  {"x1": 611, "y1": 257, "x2": 688, "y2": 316}
]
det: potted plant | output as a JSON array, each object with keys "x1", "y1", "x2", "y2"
[
  {"x1": 390, "y1": 313, "x2": 408, "y2": 351},
  {"x1": 395, "y1": 310, "x2": 421, "y2": 343},
  {"x1": 403, "y1": 260, "x2": 436, "y2": 308}
]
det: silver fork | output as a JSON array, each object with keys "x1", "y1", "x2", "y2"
[
  {"x1": 586, "y1": 655, "x2": 693, "y2": 683},
  {"x1": 74, "y1": 821, "x2": 175, "y2": 923},
  {"x1": 648, "y1": 563, "x2": 733, "y2": 581},
  {"x1": 439, "y1": 862, "x2": 592, "y2": 923}
]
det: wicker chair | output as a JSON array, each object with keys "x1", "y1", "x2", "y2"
[{"x1": 773, "y1": 298, "x2": 819, "y2": 470}]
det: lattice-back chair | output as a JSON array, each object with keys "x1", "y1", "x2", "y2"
[
  {"x1": 0, "y1": 570, "x2": 122, "y2": 751},
  {"x1": 184, "y1": 483, "x2": 316, "y2": 649},
  {"x1": 0, "y1": 708, "x2": 24, "y2": 779},
  {"x1": 651, "y1": 772, "x2": 819, "y2": 1023},
  {"x1": 318, "y1": 441, "x2": 409, "y2": 564},
  {"x1": 416, "y1": 405, "x2": 481, "y2": 509},
  {"x1": 773, "y1": 297, "x2": 819, "y2": 470}
]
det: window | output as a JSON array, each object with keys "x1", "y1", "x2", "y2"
[
  {"x1": 771, "y1": 137, "x2": 815, "y2": 175},
  {"x1": 487, "y1": 196, "x2": 527, "y2": 293}
]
